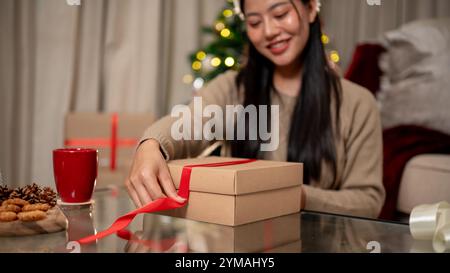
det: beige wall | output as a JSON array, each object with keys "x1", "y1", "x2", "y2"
[{"x1": 321, "y1": 0, "x2": 450, "y2": 69}]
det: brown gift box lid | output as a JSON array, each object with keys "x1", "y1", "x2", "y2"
[{"x1": 167, "y1": 156, "x2": 303, "y2": 195}]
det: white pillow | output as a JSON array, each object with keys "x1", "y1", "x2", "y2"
[
  {"x1": 380, "y1": 50, "x2": 450, "y2": 83},
  {"x1": 378, "y1": 18, "x2": 450, "y2": 134},
  {"x1": 382, "y1": 17, "x2": 450, "y2": 79},
  {"x1": 378, "y1": 54, "x2": 450, "y2": 134}
]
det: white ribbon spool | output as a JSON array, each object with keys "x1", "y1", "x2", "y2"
[{"x1": 410, "y1": 201, "x2": 450, "y2": 253}]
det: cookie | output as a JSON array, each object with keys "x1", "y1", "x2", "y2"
[
  {"x1": 22, "y1": 203, "x2": 50, "y2": 212},
  {"x1": 0, "y1": 204, "x2": 21, "y2": 213},
  {"x1": 17, "y1": 210, "x2": 47, "y2": 222},
  {"x1": 0, "y1": 211, "x2": 18, "y2": 222},
  {"x1": 2, "y1": 198, "x2": 29, "y2": 207}
]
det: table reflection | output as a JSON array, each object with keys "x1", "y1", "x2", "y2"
[
  {"x1": 0, "y1": 187, "x2": 441, "y2": 253},
  {"x1": 124, "y1": 213, "x2": 301, "y2": 253},
  {"x1": 60, "y1": 204, "x2": 98, "y2": 253},
  {"x1": 300, "y1": 212, "x2": 415, "y2": 253}
]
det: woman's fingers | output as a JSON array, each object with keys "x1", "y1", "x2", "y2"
[
  {"x1": 125, "y1": 139, "x2": 186, "y2": 207},
  {"x1": 126, "y1": 168, "x2": 185, "y2": 207},
  {"x1": 143, "y1": 175, "x2": 167, "y2": 201},
  {"x1": 159, "y1": 167, "x2": 186, "y2": 203},
  {"x1": 125, "y1": 179, "x2": 143, "y2": 208},
  {"x1": 130, "y1": 176, "x2": 153, "y2": 206}
]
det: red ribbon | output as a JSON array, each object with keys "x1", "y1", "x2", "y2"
[
  {"x1": 64, "y1": 113, "x2": 138, "y2": 170},
  {"x1": 77, "y1": 158, "x2": 257, "y2": 244}
]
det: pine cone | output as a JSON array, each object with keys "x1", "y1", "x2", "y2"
[
  {"x1": 9, "y1": 183, "x2": 56, "y2": 206},
  {"x1": 23, "y1": 183, "x2": 43, "y2": 204},
  {"x1": 8, "y1": 188, "x2": 24, "y2": 200},
  {"x1": 0, "y1": 185, "x2": 12, "y2": 203},
  {"x1": 4, "y1": 183, "x2": 57, "y2": 207},
  {"x1": 39, "y1": 187, "x2": 57, "y2": 207}
]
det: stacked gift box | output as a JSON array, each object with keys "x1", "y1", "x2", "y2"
[{"x1": 157, "y1": 156, "x2": 303, "y2": 227}]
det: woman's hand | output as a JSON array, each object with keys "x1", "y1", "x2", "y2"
[{"x1": 125, "y1": 139, "x2": 186, "y2": 207}]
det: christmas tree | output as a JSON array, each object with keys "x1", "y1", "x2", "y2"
[
  {"x1": 186, "y1": 0, "x2": 245, "y2": 90},
  {"x1": 185, "y1": 0, "x2": 340, "y2": 90}
]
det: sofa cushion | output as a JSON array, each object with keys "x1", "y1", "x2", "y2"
[
  {"x1": 397, "y1": 154, "x2": 450, "y2": 214},
  {"x1": 378, "y1": 63, "x2": 450, "y2": 135},
  {"x1": 378, "y1": 17, "x2": 450, "y2": 135},
  {"x1": 381, "y1": 17, "x2": 450, "y2": 79}
]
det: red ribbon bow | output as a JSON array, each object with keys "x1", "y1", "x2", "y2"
[{"x1": 77, "y1": 158, "x2": 257, "y2": 244}]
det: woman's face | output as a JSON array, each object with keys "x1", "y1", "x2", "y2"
[{"x1": 243, "y1": 0, "x2": 318, "y2": 69}]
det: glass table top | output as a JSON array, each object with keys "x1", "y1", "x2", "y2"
[{"x1": 0, "y1": 187, "x2": 441, "y2": 253}]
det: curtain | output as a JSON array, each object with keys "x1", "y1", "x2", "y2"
[
  {"x1": 0, "y1": 0, "x2": 38, "y2": 188},
  {"x1": 321, "y1": 0, "x2": 450, "y2": 69},
  {"x1": 0, "y1": 0, "x2": 224, "y2": 188}
]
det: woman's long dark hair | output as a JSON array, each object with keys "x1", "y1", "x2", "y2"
[{"x1": 231, "y1": 0, "x2": 342, "y2": 184}]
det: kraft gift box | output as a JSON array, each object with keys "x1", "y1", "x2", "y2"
[
  {"x1": 157, "y1": 156, "x2": 303, "y2": 226},
  {"x1": 64, "y1": 112, "x2": 155, "y2": 187}
]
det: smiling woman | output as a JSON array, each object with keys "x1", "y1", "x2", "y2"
[
  {"x1": 233, "y1": 0, "x2": 342, "y2": 186},
  {"x1": 128, "y1": 0, "x2": 385, "y2": 219},
  {"x1": 244, "y1": 0, "x2": 315, "y2": 70}
]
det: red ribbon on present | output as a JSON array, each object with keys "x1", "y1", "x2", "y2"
[
  {"x1": 77, "y1": 158, "x2": 257, "y2": 244},
  {"x1": 64, "y1": 113, "x2": 138, "y2": 170}
]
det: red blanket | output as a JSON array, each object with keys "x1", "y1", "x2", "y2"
[
  {"x1": 379, "y1": 125, "x2": 450, "y2": 220},
  {"x1": 345, "y1": 43, "x2": 386, "y2": 96}
]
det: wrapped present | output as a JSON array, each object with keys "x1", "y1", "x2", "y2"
[
  {"x1": 158, "y1": 156, "x2": 303, "y2": 226},
  {"x1": 64, "y1": 112, "x2": 155, "y2": 187},
  {"x1": 76, "y1": 157, "x2": 303, "y2": 245}
]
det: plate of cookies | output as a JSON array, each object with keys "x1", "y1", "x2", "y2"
[{"x1": 0, "y1": 183, "x2": 68, "y2": 237}]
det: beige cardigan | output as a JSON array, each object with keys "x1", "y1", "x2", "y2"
[{"x1": 141, "y1": 70, "x2": 385, "y2": 218}]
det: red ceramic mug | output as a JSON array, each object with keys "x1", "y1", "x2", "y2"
[{"x1": 53, "y1": 148, "x2": 98, "y2": 203}]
